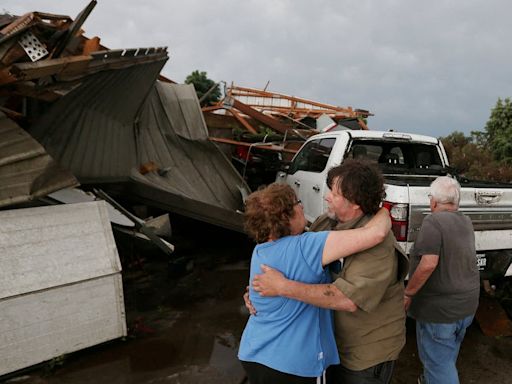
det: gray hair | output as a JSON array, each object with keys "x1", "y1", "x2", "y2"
[{"x1": 430, "y1": 176, "x2": 460, "y2": 206}]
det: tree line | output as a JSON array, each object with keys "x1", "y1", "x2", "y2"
[{"x1": 442, "y1": 98, "x2": 512, "y2": 182}]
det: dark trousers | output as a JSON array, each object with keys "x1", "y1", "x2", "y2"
[
  {"x1": 326, "y1": 361, "x2": 395, "y2": 384},
  {"x1": 241, "y1": 361, "x2": 318, "y2": 384}
]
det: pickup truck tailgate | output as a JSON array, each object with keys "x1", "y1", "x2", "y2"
[{"x1": 408, "y1": 184, "x2": 512, "y2": 277}]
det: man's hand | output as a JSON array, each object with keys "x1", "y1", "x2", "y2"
[
  {"x1": 243, "y1": 285, "x2": 257, "y2": 315},
  {"x1": 252, "y1": 264, "x2": 287, "y2": 297}
]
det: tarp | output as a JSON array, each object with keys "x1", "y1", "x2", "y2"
[{"x1": 0, "y1": 112, "x2": 78, "y2": 208}]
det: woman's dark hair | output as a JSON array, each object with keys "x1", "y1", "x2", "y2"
[
  {"x1": 244, "y1": 183, "x2": 297, "y2": 243},
  {"x1": 327, "y1": 159, "x2": 386, "y2": 214}
]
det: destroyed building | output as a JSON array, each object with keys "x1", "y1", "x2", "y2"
[{"x1": 0, "y1": 0, "x2": 249, "y2": 233}]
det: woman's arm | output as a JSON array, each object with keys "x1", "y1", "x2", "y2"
[
  {"x1": 252, "y1": 265, "x2": 357, "y2": 311},
  {"x1": 321, "y1": 207, "x2": 391, "y2": 266}
]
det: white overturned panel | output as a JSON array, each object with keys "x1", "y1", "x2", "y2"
[
  {"x1": 0, "y1": 201, "x2": 121, "y2": 299},
  {"x1": 0, "y1": 201, "x2": 126, "y2": 376}
]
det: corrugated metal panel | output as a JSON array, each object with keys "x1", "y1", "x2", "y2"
[
  {"x1": 0, "y1": 112, "x2": 78, "y2": 208},
  {"x1": 133, "y1": 82, "x2": 247, "y2": 210},
  {"x1": 28, "y1": 63, "x2": 248, "y2": 227},
  {"x1": 156, "y1": 83, "x2": 209, "y2": 140},
  {"x1": 0, "y1": 201, "x2": 126, "y2": 375},
  {"x1": 29, "y1": 59, "x2": 167, "y2": 182}
]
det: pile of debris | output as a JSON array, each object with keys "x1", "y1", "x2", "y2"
[
  {"x1": 0, "y1": 1, "x2": 375, "y2": 378},
  {"x1": 205, "y1": 84, "x2": 372, "y2": 189},
  {"x1": 0, "y1": 1, "x2": 246, "y2": 378},
  {"x1": 0, "y1": 0, "x2": 248, "y2": 232}
]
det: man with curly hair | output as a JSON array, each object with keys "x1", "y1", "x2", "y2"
[{"x1": 252, "y1": 160, "x2": 409, "y2": 384}]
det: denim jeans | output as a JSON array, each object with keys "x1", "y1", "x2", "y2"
[{"x1": 416, "y1": 315, "x2": 474, "y2": 384}]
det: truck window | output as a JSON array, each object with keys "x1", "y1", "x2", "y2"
[
  {"x1": 288, "y1": 138, "x2": 336, "y2": 174},
  {"x1": 347, "y1": 140, "x2": 443, "y2": 175}
]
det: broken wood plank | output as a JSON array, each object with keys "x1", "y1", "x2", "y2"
[
  {"x1": 209, "y1": 136, "x2": 298, "y2": 154},
  {"x1": 82, "y1": 36, "x2": 101, "y2": 55},
  {"x1": 227, "y1": 108, "x2": 259, "y2": 134},
  {"x1": 229, "y1": 97, "x2": 291, "y2": 135},
  {"x1": 10, "y1": 55, "x2": 92, "y2": 80}
]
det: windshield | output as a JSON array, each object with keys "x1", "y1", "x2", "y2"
[{"x1": 346, "y1": 139, "x2": 445, "y2": 175}]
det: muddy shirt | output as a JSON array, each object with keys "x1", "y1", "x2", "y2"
[
  {"x1": 408, "y1": 211, "x2": 480, "y2": 323},
  {"x1": 311, "y1": 214, "x2": 408, "y2": 371}
]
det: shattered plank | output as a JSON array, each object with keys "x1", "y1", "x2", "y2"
[
  {"x1": 226, "y1": 108, "x2": 258, "y2": 134},
  {"x1": 9, "y1": 55, "x2": 92, "y2": 80},
  {"x1": 228, "y1": 97, "x2": 291, "y2": 135},
  {"x1": 51, "y1": 0, "x2": 97, "y2": 58}
]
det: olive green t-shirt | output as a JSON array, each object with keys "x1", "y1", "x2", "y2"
[{"x1": 311, "y1": 214, "x2": 408, "y2": 371}]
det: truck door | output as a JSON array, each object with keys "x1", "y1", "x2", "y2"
[{"x1": 284, "y1": 137, "x2": 336, "y2": 223}]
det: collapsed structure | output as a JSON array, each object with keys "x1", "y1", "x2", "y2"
[
  {"x1": 0, "y1": 1, "x2": 377, "y2": 378},
  {"x1": 0, "y1": 1, "x2": 248, "y2": 231},
  {"x1": 204, "y1": 85, "x2": 372, "y2": 190},
  {"x1": 0, "y1": 1, "x2": 248, "y2": 377}
]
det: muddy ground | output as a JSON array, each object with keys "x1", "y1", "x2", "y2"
[{"x1": 3, "y1": 217, "x2": 512, "y2": 384}]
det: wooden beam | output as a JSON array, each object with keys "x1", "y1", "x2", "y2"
[
  {"x1": 10, "y1": 55, "x2": 92, "y2": 80},
  {"x1": 227, "y1": 108, "x2": 258, "y2": 134},
  {"x1": 202, "y1": 104, "x2": 224, "y2": 113},
  {"x1": 230, "y1": 98, "x2": 291, "y2": 134},
  {"x1": 82, "y1": 36, "x2": 101, "y2": 55},
  {"x1": 12, "y1": 82, "x2": 62, "y2": 102},
  {"x1": 357, "y1": 119, "x2": 369, "y2": 130},
  {"x1": 209, "y1": 137, "x2": 298, "y2": 154}
]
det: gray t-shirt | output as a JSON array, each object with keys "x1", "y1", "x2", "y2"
[{"x1": 408, "y1": 211, "x2": 480, "y2": 323}]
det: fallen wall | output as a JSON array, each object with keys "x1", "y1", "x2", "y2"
[{"x1": 0, "y1": 201, "x2": 126, "y2": 376}]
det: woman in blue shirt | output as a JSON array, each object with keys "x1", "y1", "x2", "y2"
[{"x1": 238, "y1": 183, "x2": 390, "y2": 384}]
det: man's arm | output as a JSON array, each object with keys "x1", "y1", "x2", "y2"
[
  {"x1": 404, "y1": 254, "x2": 439, "y2": 310},
  {"x1": 252, "y1": 265, "x2": 357, "y2": 312}
]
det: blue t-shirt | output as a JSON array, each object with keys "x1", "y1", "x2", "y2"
[{"x1": 238, "y1": 231, "x2": 339, "y2": 377}]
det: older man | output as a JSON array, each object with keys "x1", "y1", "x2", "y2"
[
  {"x1": 252, "y1": 160, "x2": 408, "y2": 384},
  {"x1": 404, "y1": 176, "x2": 480, "y2": 384}
]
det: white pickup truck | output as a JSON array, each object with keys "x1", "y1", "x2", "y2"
[{"x1": 276, "y1": 129, "x2": 512, "y2": 279}]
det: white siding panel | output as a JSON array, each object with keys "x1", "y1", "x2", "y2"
[
  {"x1": 0, "y1": 275, "x2": 126, "y2": 376},
  {"x1": 0, "y1": 201, "x2": 126, "y2": 376},
  {"x1": 0, "y1": 201, "x2": 121, "y2": 299}
]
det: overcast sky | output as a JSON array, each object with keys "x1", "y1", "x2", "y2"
[{"x1": 3, "y1": 1, "x2": 511, "y2": 137}]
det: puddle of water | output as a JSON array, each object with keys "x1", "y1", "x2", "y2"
[{"x1": 8, "y1": 260, "x2": 250, "y2": 384}]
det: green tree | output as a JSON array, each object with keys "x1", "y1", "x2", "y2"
[
  {"x1": 441, "y1": 130, "x2": 512, "y2": 182},
  {"x1": 484, "y1": 97, "x2": 512, "y2": 164},
  {"x1": 442, "y1": 131, "x2": 482, "y2": 176},
  {"x1": 184, "y1": 70, "x2": 221, "y2": 106}
]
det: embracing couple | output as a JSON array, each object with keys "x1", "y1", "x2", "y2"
[{"x1": 239, "y1": 160, "x2": 409, "y2": 384}]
